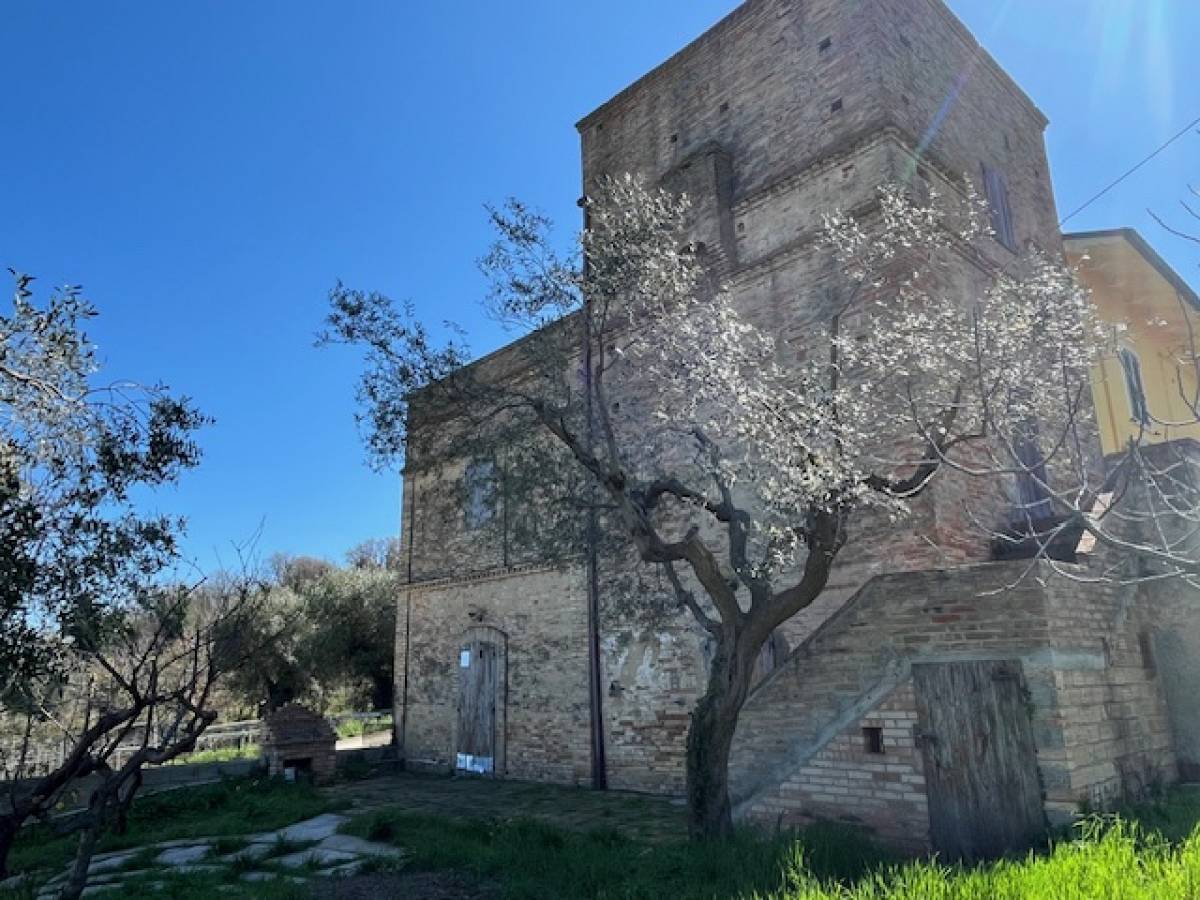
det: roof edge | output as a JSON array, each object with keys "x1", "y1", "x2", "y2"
[{"x1": 1064, "y1": 227, "x2": 1200, "y2": 312}]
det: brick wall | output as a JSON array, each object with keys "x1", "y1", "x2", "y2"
[
  {"x1": 731, "y1": 560, "x2": 1180, "y2": 843},
  {"x1": 395, "y1": 564, "x2": 594, "y2": 786},
  {"x1": 392, "y1": 0, "x2": 1170, "y2": 816},
  {"x1": 745, "y1": 682, "x2": 930, "y2": 852}
]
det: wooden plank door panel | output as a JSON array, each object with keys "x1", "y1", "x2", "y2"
[
  {"x1": 913, "y1": 660, "x2": 1045, "y2": 861},
  {"x1": 457, "y1": 641, "x2": 497, "y2": 775}
]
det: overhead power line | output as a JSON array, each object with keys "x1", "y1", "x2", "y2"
[{"x1": 1059, "y1": 114, "x2": 1200, "y2": 227}]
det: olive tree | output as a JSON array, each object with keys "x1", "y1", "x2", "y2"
[{"x1": 323, "y1": 177, "x2": 1114, "y2": 837}]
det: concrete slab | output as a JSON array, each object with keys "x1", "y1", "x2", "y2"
[
  {"x1": 85, "y1": 850, "x2": 142, "y2": 875},
  {"x1": 155, "y1": 844, "x2": 211, "y2": 866},
  {"x1": 218, "y1": 842, "x2": 276, "y2": 863},
  {"x1": 318, "y1": 860, "x2": 367, "y2": 878},
  {"x1": 316, "y1": 833, "x2": 406, "y2": 857},
  {"x1": 273, "y1": 813, "x2": 349, "y2": 843},
  {"x1": 274, "y1": 847, "x2": 360, "y2": 869}
]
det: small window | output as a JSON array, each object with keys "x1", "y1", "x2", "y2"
[
  {"x1": 830, "y1": 99, "x2": 843, "y2": 113},
  {"x1": 1118, "y1": 347, "x2": 1151, "y2": 426},
  {"x1": 982, "y1": 164, "x2": 1017, "y2": 251},
  {"x1": 863, "y1": 727, "x2": 885, "y2": 755},
  {"x1": 819, "y1": 37, "x2": 833, "y2": 52},
  {"x1": 464, "y1": 460, "x2": 497, "y2": 530},
  {"x1": 1138, "y1": 630, "x2": 1157, "y2": 676}
]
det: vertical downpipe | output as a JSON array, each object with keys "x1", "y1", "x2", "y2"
[
  {"x1": 398, "y1": 480, "x2": 417, "y2": 764},
  {"x1": 582, "y1": 196, "x2": 608, "y2": 791}
]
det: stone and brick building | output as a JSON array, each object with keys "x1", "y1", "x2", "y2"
[{"x1": 392, "y1": 0, "x2": 1200, "y2": 857}]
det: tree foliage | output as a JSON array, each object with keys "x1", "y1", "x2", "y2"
[
  {"x1": 221, "y1": 551, "x2": 397, "y2": 716},
  {"x1": 323, "y1": 176, "x2": 1177, "y2": 837},
  {"x1": 0, "y1": 273, "x2": 206, "y2": 688}
]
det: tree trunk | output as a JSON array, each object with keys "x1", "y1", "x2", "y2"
[
  {"x1": 685, "y1": 637, "x2": 754, "y2": 840},
  {"x1": 60, "y1": 808, "x2": 104, "y2": 900}
]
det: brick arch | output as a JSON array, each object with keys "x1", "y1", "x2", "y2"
[{"x1": 454, "y1": 626, "x2": 508, "y2": 776}]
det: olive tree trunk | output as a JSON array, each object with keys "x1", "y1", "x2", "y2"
[{"x1": 685, "y1": 634, "x2": 758, "y2": 839}]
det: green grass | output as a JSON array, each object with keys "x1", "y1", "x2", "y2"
[
  {"x1": 108, "y1": 868, "x2": 310, "y2": 899},
  {"x1": 169, "y1": 743, "x2": 262, "y2": 766},
  {"x1": 1113, "y1": 784, "x2": 1200, "y2": 844},
  {"x1": 342, "y1": 810, "x2": 893, "y2": 899},
  {"x1": 772, "y1": 821, "x2": 1200, "y2": 899},
  {"x1": 334, "y1": 715, "x2": 392, "y2": 740},
  {"x1": 340, "y1": 788, "x2": 1200, "y2": 900},
  {"x1": 8, "y1": 775, "x2": 337, "y2": 878}
]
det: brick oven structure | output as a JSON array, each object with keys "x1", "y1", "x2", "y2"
[
  {"x1": 393, "y1": 0, "x2": 1200, "y2": 858},
  {"x1": 263, "y1": 704, "x2": 337, "y2": 785}
]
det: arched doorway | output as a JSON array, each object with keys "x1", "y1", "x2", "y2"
[{"x1": 455, "y1": 627, "x2": 507, "y2": 776}]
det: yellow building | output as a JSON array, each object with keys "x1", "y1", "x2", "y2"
[{"x1": 1065, "y1": 229, "x2": 1200, "y2": 456}]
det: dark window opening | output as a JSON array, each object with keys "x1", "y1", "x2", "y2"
[
  {"x1": 1138, "y1": 630, "x2": 1157, "y2": 676},
  {"x1": 1119, "y1": 347, "x2": 1151, "y2": 426},
  {"x1": 819, "y1": 37, "x2": 833, "y2": 52},
  {"x1": 719, "y1": 102, "x2": 730, "y2": 113},
  {"x1": 863, "y1": 727, "x2": 885, "y2": 755},
  {"x1": 982, "y1": 164, "x2": 1017, "y2": 251},
  {"x1": 830, "y1": 99, "x2": 843, "y2": 113}
]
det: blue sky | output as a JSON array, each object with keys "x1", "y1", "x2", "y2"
[{"x1": 2, "y1": 0, "x2": 1196, "y2": 571}]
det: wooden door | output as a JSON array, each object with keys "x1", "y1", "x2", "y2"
[
  {"x1": 456, "y1": 641, "x2": 497, "y2": 775},
  {"x1": 912, "y1": 660, "x2": 1045, "y2": 861}
]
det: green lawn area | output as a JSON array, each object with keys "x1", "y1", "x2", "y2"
[
  {"x1": 6, "y1": 774, "x2": 1200, "y2": 898},
  {"x1": 7, "y1": 775, "x2": 338, "y2": 880},
  {"x1": 338, "y1": 782, "x2": 1200, "y2": 900}
]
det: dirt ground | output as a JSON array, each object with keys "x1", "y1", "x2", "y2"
[
  {"x1": 311, "y1": 871, "x2": 498, "y2": 899},
  {"x1": 323, "y1": 770, "x2": 688, "y2": 844}
]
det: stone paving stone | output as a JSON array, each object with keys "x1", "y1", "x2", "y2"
[
  {"x1": 155, "y1": 843, "x2": 211, "y2": 865},
  {"x1": 85, "y1": 850, "x2": 141, "y2": 875},
  {"x1": 318, "y1": 859, "x2": 367, "y2": 878},
  {"x1": 317, "y1": 834, "x2": 406, "y2": 857},
  {"x1": 275, "y1": 847, "x2": 360, "y2": 869},
  {"x1": 273, "y1": 813, "x2": 348, "y2": 843},
  {"x1": 218, "y1": 842, "x2": 276, "y2": 863}
]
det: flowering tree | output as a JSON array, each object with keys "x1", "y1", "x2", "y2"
[{"x1": 325, "y1": 177, "x2": 1111, "y2": 837}]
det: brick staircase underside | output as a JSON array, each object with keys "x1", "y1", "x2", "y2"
[{"x1": 728, "y1": 561, "x2": 1058, "y2": 819}]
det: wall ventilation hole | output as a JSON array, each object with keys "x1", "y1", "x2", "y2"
[
  {"x1": 720, "y1": 102, "x2": 730, "y2": 114},
  {"x1": 830, "y1": 99, "x2": 843, "y2": 114},
  {"x1": 863, "y1": 727, "x2": 885, "y2": 755},
  {"x1": 819, "y1": 37, "x2": 832, "y2": 52}
]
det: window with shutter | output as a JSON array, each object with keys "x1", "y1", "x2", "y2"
[
  {"x1": 982, "y1": 164, "x2": 1017, "y2": 252},
  {"x1": 464, "y1": 460, "x2": 498, "y2": 530},
  {"x1": 1118, "y1": 347, "x2": 1151, "y2": 426}
]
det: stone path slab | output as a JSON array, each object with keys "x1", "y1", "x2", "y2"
[
  {"x1": 154, "y1": 844, "x2": 210, "y2": 865},
  {"x1": 33, "y1": 812, "x2": 405, "y2": 897},
  {"x1": 275, "y1": 847, "x2": 360, "y2": 869}
]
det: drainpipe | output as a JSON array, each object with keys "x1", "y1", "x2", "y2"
[
  {"x1": 398, "y1": 479, "x2": 416, "y2": 765},
  {"x1": 581, "y1": 194, "x2": 608, "y2": 791}
]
